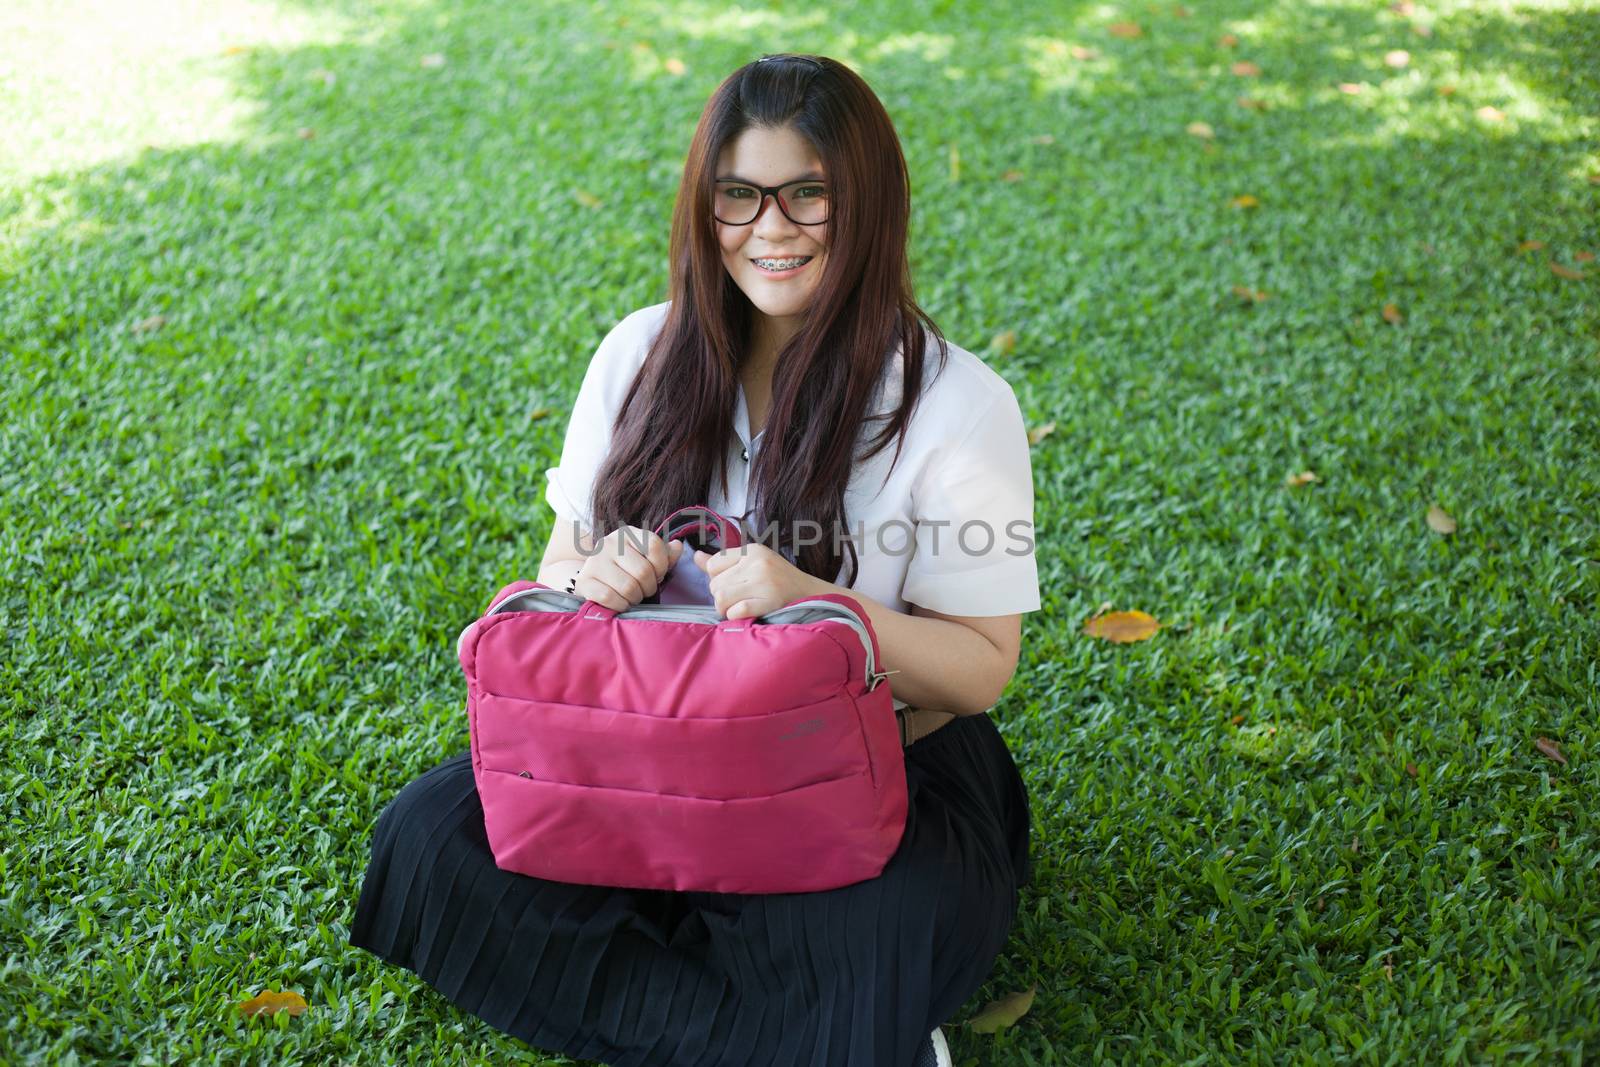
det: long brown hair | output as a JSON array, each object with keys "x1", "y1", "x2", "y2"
[{"x1": 588, "y1": 52, "x2": 949, "y2": 588}]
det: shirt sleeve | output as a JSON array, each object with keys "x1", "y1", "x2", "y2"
[
  {"x1": 543, "y1": 312, "x2": 648, "y2": 535},
  {"x1": 899, "y1": 385, "x2": 1042, "y2": 616}
]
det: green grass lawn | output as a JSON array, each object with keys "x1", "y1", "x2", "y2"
[{"x1": 3, "y1": 0, "x2": 1597, "y2": 1062}]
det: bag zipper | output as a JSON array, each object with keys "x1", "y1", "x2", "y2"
[{"x1": 486, "y1": 588, "x2": 886, "y2": 691}]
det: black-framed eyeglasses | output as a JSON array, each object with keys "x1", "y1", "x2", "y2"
[{"x1": 713, "y1": 179, "x2": 830, "y2": 226}]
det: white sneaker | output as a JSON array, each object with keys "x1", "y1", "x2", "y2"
[{"x1": 911, "y1": 1025, "x2": 953, "y2": 1067}]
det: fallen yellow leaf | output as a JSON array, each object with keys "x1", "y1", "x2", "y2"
[
  {"x1": 1337, "y1": 82, "x2": 1365, "y2": 95},
  {"x1": 1425, "y1": 504, "x2": 1456, "y2": 534},
  {"x1": 574, "y1": 190, "x2": 602, "y2": 208},
  {"x1": 1229, "y1": 194, "x2": 1260, "y2": 209},
  {"x1": 1438, "y1": 84, "x2": 1457, "y2": 96},
  {"x1": 1382, "y1": 303, "x2": 1404, "y2": 324},
  {"x1": 1083, "y1": 610, "x2": 1161, "y2": 643},
  {"x1": 1027, "y1": 421, "x2": 1056, "y2": 445},
  {"x1": 1535, "y1": 736, "x2": 1568, "y2": 766},
  {"x1": 236, "y1": 989, "x2": 308, "y2": 1018},
  {"x1": 991, "y1": 329, "x2": 1017, "y2": 354},
  {"x1": 1231, "y1": 285, "x2": 1269, "y2": 303},
  {"x1": 664, "y1": 57, "x2": 686, "y2": 75},
  {"x1": 1108, "y1": 21, "x2": 1143, "y2": 38},
  {"x1": 1285, "y1": 470, "x2": 1320, "y2": 486},
  {"x1": 1069, "y1": 45, "x2": 1100, "y2": 60},
  {"x1": 1186, "y1": 121, "x2": 1216, "y2": 139},
  {"x1": 1476, "y1": 105, "x2": 1506, "y2": 123},
  {"x1": 965, "y1": 984, "x2": 1037, "y2": 1033}
]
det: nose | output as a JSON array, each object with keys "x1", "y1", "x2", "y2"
[{"x1": 751, "y1": 191, "x2": 800, "y2": 233}]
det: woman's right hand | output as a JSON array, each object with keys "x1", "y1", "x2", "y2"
[{"x1": 573, "y1": 526, "x2": 684, "y2": 611}]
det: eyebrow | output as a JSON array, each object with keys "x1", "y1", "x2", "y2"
[{"x1": 716, "y1": 172, "x2": 827, "y2": 183}]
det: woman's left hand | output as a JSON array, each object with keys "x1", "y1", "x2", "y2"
[{"x1": 695, "y1": 542, "x2": 823, "y2": 620}]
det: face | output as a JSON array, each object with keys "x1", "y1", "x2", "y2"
[{"x1": 714, "y1": 124, "x2": 830, "y2": 335}]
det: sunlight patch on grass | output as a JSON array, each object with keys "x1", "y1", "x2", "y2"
[{"x1": 0, "y1": 0, "x2": 353, "y2": 181}]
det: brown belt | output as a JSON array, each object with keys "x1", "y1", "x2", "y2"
[{"x1": 896, "y1": 706, "x2": 958, "y2": 747}]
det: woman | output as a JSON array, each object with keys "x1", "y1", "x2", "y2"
[{"x1": 350, "y1": 53, "x2": 1042, "y2": 1067}]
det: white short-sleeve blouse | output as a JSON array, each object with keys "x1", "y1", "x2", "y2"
[{"x1": 544, "y1": 300, "x2": 1042, "y2": 630}]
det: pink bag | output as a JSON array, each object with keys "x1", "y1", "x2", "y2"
[{"x1": 457, "y1": 505, "x2": 908, "y2": 894}]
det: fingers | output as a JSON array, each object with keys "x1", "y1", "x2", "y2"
[{"x1": 579, "y1": 526, "x2": 686, "y2": 610}]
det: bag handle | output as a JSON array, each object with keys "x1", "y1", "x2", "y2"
[{"x1": 653, "y1": 505, "x2": 743, "y2": 551}]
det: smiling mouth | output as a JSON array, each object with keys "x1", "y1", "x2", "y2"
[{"x1": 750, "y1": 256, "x2": 814, "y2": 274}]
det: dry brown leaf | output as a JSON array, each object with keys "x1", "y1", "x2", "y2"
[
  {"x1": 1438, "y1": 84, "x2": 1457, "y2": 96},
  {"x1": 1108, "y1": 21, "x2": 1143, "y2": 38},
  {"x1": 664, "y1": 57, "x2": 686, "y2": 75},
  {"x1": 1173, "y1": 4, "x2": 1192, "y2": 16},
  {"x1": 237, "y1": 990, "x2": 308, "y2": 1018},
  {"x1": 1589, "y1": 173, "x2": 1600, "y2": 185},
  {"x1": 1285, "y1": 470, "x2": 1320, "y2": 486},
  {"x1": 1516, "y1": 239, "x2": 1546, "y2": 253},
  {"x1": 1405, "y1": 761, "x2": 1419, "y2": 778},
  {"x1": 1231, "y1": 60, "x2": 1262, "y2": 77},
  {"x1": 1001, "y1": 169, "x2": 1024, "y2": 182},
  {"x1": 1381, "y1": 303, "x2": 1404, "y2": 325},
  {"x1": 1576, "y1": 251, "x2": 1595, "y2": 263},
  {"x1": 991, "y1": 329, "x2": 1017, "y2": 354},
  {"x1": 1383, "y1": 958, "x2": 1395, "y2": 980},
  {"x1": 1232, "y1": 285, "x2": 1269, "y2": 303},
  {"x1": 1230, "y1": 714, "x2": 1245, "y2": 726},
  {"x1": 1236, "y1": 96, "x2": 1269, "y2": 110},
  {"x1": 1550, "y1": 262, "x2": 1587, "y2": 280},
  {"x1": 1535, "y1": 737, "x2": 1568, "y2": 766},
  {"x1": 1230, "y1": 194, "x2": 1260, "y2": 209},
  {"x1": 1337, "y1": 82, "x2": 1365, "y2": 95},
  {"x1": 965, "y1": 984, "x2": 1037, "y2": 1033},
  {"x1": 1476, "y1": 105, "x2": 1506, "y2": 123},
  {"x1": 1186, "y1": 121, "x2": 1216, "y2": 139},
  {"x1": 529, "y1": 407, "x2": 551, "y2": 421},
  {"x1": 420, "y1": 53, "x2": 445, "y2": 68},
  {"x1": 1218, "y1": 33, "x2": 1239, "y2": 47},
  {"x1": 1083, "y1": 610, "x2": 1161, "y2": 643},
  {"x1": 296, "y1": 127, "x2": 316, "y2": 140},
  {"x1": 1027, "y1": 421, "x2": 1056, "y2": 445},
  {"x1": 1070, "y1": 45, "x2": 1100, "y2": 61},
  {"x1": 132, "y1": 314, "x2": 166, "y2": 334},
  {"x1": 1425, "y1": 504, "x2": 1456, "y2": 534}
]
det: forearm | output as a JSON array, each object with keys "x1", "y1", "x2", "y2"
[{"x1": 802, "y1": 576, "x2": 1008, "y2": 717}]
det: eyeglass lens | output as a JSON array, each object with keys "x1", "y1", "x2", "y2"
[{"x1": 714, "y1": 181, "x2": 829, "y2": 225}]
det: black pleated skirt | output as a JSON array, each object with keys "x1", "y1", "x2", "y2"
[{"x1": 348, "y1": 709, "x2": 1033, "y2": 1067}]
